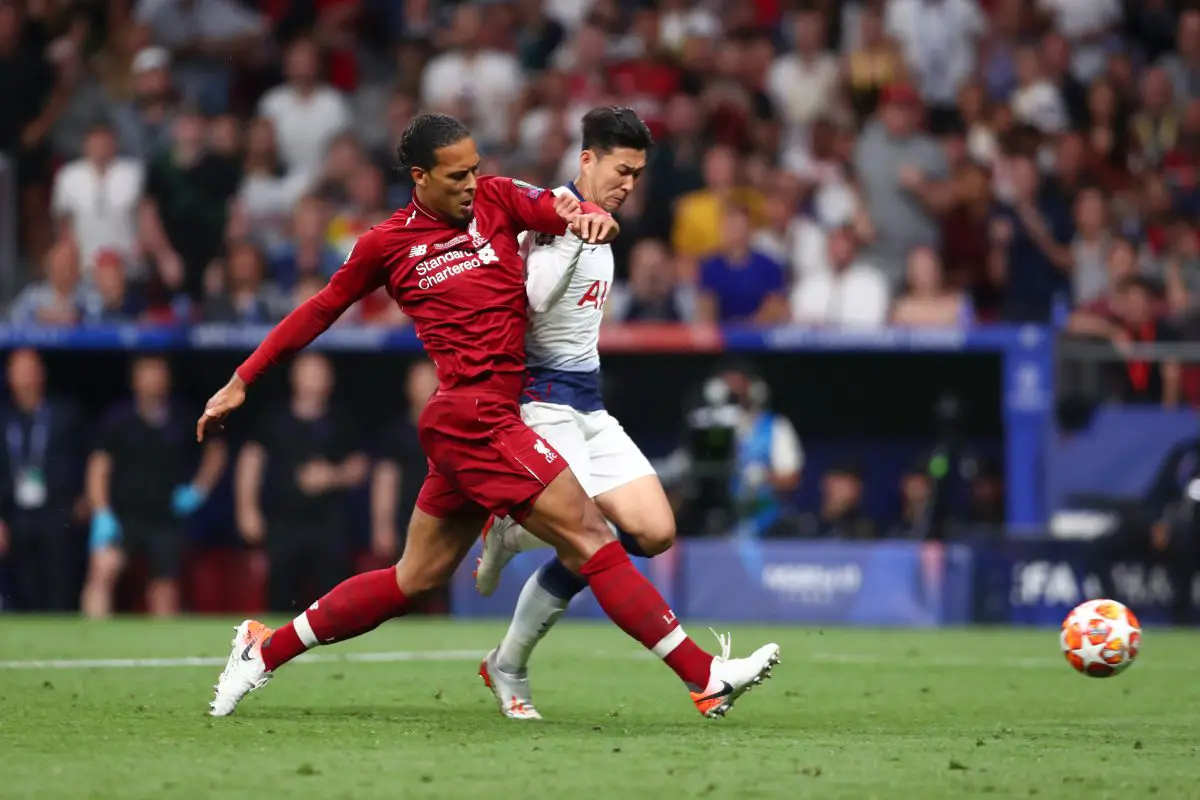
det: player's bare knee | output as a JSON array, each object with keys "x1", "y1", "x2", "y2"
[
  {"x1": 393, "y1": 555, "x2": 454, "y2": 600},
  {"x1": 633, "y1": 516, "x2": 676, "y2": 557}
]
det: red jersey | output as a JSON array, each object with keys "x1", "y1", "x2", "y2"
[{"x1": 236, "y1": 177, "x2": 599, "y2": 396}]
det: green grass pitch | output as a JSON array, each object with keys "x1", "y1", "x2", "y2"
[{"x1": 0, "y1": 617, "x2": 1196, "y2": 799}]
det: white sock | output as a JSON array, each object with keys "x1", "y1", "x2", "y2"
[{"x1": 495, "y1": 570, "x2": 569, "y2": 674}]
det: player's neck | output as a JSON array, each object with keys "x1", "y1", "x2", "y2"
[{"x1": 572, "y1": 176, "x2": 599, "y2": 207}]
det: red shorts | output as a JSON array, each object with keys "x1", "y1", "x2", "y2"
[{"x1": 415, "y1": 389, "x2": 568, "y2": 522}]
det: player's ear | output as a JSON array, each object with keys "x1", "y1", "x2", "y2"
[
  {"x1": 410, "y1": 166, "x2": 426, "y2": 187},
  {"x1": 579, "y1": 149, "x2": 594, "y2": 171}
]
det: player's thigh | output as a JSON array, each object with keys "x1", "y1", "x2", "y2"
[
  {"x1": 396, "y1": 494, "x2": 484, "y2": 599},
  {"x1": 521, "y1": 402, "x2": 594, "y2": 495},
  {"x1": 582, "y1": 411, "x2": 674, "y2": 550}
]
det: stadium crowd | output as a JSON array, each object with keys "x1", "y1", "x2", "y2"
[{"x1": 2, "y1": 0, "x2": 1199, "y2": 338}]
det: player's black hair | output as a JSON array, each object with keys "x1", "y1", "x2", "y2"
[
  {"x1": 580, "y1": 106, "x2": 654, "y2": 155},
  {"x1": 396, "y1": 113, "x2": 471, "y2": 172}
]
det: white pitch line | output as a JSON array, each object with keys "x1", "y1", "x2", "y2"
[{"x1": 0, "y1": 649, "x2": 485, "y2": 670}]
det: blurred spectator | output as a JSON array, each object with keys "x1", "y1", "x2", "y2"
[
  {"x1": 1010, "y1": 43, "x2": 1068, "y2": 136},
  {"x1": 371, "y1": 360, "x2": 439, "y2": 564},
  {"x1": 890, "y1": 246, "x2": 968, "y2": 327},
  {"x1": 1161, "y1": 219, "x2": 1200, "y2": 316},
  {"x1": 235, "y1": 353, "x2": 367, "y2": 612},
  {"x1": 1039, "y1": 0, "x2": 1122, "y2": 85},
  {"x1": 111, "y1": 45, "x2": 179, "y2": 160},
  {"x1": 9, "y1": 241, "x2": 100, "y2": 326},
  {"x1": 1040, "y1": 32, "x2": 1089, "y2": 131},
  {"x1": 697, "y1": 204, "x2": 787, "y2": 324},
  {"x1": 0, "y1": 349, "x2": 87, "y2": 612},
  {"x1": 328, "y1": 164, "x2": 390, "y2": 256},
  {"x1": 47, "y1": 10, "x2": 113, "y2": 163},
  {"x1": 940, "y1": 160, "x2": 998, "y2": 315},
  {"x1": 228, "y1": 117, "x2": 313, "y2": 256},
  {"x1": 134, "y1": 0, "x2": 266, "y2": 114},
  {"x1": 1160, "y1": 9, "x2": 1200, "y2": 104},
  {"x1": 202, "y1": 242, "x2": 286, "y2": 323},
  {"x1": 1082, "y1": 77, "x2": 1132, "y2": 192},
  {"x1": 672, "y1": 145, "x2": 764, "y2": 261},
  {"x1": 51, "y1": 122, "x2": 144, "y2": 276},
  {"x1": 856, "y1": 83, "x2": 953, "y2": 282},
  {"x1": 797, "y1": 459, "x2": 877, "y2": 539},
  {"x1": 1110, "y1": 277, "x2": 1181, "y2": 407},
  {"x1": 421, "y1": 4, "x2": 523, "y2": 149},
  {"x1": 792, "y1": 225, "x2": 890, "y2": 328},
  {"x1": 890, "y1": 458, "x2": 932, "y2": 538},
  {"x1": 766, "y1": 8, "x2": 838, "y2": 140},
  {"x1": 259, "y1": 38, "x2": 351, "y2": 176},
  {"x1": 85, "y1": 252, "x2": 146, "y2": 324},
  {"x1": 885, "y1": 0, "x2": 984, "y2": 132},
  {"x1": 270, "y1": 196, "x2": 343, "y2": 289},
  {"x1": 513, "y1": 0, "x2": 567, "y2": 72},
  {"x1": 989, "y1": 153, "x2": 1074, "y2": 321},
  {"x1": 643, "y1": 93, "x2": 704, "y2": 240},
  {"x1": 313, "y1": 132, "x2": 368, "y2": 209},
  {"x1": 81, "y1": 356, "x2": 226, "y2": 618},
  {"x1": 842, "y1": 4, "x2": 904, "y2": 124},
  {"x1": 1070, "y1": 185, "x2": 1115, "y2": 306},
  {"x1": 962, "y1": 456, "x2": 1005, "y2": 530},
  {"x1": 1, "y1": 1, "x2": 65, "y2": 259},
  {"x1": 607, "y1": 239, "x2": 696, "y2": 323},
  {"x1": 208, "y1": 112, "x2": 242, "y2": 158},
  {"x1": 1131, "y1": 67, "x2": 1179, "y2": 169},
  {"x1": 140, "y1": 111, "x2": 242, "y2": 302}
]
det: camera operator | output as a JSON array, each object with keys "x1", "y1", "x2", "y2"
[{"x1": 672, "y1": 363, "x2": 802, "y2": 537}]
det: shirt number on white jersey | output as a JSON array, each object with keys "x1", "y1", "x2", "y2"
[
  {"x1": 477, "y1": 244, "x2": 499, "y2": 264},
  {"x1": 578, "y1": 279, "x2": 610, "y2": 310}
]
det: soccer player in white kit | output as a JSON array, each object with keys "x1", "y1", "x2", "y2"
[{"x1": 475, "y1": 108, "x2": 683, "y2": 719}]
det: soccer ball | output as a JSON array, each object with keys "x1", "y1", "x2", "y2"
[{"x1": 1060, "y1": 599, "x2": 1141, "y2": 678}]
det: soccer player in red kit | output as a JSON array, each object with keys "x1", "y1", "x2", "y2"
[{"x1": 201, "y1": 113, "x2": 780, "y2": 720}]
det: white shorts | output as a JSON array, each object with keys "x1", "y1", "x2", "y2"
[{"x1": 520, "y1": 401, "x2": 656, "y2": 498}]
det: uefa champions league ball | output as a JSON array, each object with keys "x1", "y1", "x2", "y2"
[{"x1": 1060, "y1": 599, "x2": 1141, "y2": 678}]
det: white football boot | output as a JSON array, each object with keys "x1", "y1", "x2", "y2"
[
  {"x1": 209, "y1": 619, "x2": 273, "y2": 717},
  {"x1": 474, "y1": 515, "x2": 542, "y2": 596},
  {"x1": 478, "y1": 647, "x2": 542, "y2": 720},
  {"x1": 689, "y1": 630, "x2": 781, "y2": 719}
]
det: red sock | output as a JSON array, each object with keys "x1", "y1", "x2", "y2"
[
  {"x1": 261, "y1": 568, "x2": 409, "y2": 671},
  {"x1": 580, "y1": 541, "x2": 713, "y2": 689}
]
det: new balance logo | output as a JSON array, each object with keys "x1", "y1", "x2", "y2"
[
  {"x1": 663, "y1": 610, "x2": 676, "y2": 626},
  {"x1": 533, "y1": 439, "x2": 557, "y2": 463},
  {"x1": 409, "y1": 244, "x2": 428, "y2": 258}
]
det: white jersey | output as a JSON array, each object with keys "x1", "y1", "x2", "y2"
[
  {"x1": 517, "y1": 183, "x2": 656, "y2": 496},
  {"x1": 521, "y1": 183, "x2": 612, "y2": 410}
]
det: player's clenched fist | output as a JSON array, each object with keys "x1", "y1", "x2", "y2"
[{"x1": 196, "y1": 374, "x2": 247, "y2": 441}]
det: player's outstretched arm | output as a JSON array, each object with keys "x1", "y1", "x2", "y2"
[
  {"x1": 196, "y1": 229, "x2": 387, "y2": 442},
  {"x1": 485, "y1": 176, "x2": 614, "y2": 243}
]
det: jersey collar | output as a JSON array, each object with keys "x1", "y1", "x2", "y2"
[{"x1": 566, "y1": 181, "x2": 585, "y2": 201}]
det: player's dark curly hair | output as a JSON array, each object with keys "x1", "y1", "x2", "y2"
[
  {"x1": 396, "y1": 113, "x2": 471, "y2": 172},
  {"x1": 581, "y1": 106, "x2": 654, "y2": 154}
]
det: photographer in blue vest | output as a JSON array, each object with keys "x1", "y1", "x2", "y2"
[{"x1": 676, "y1": 363, "x2": 803, "y2": 537}]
